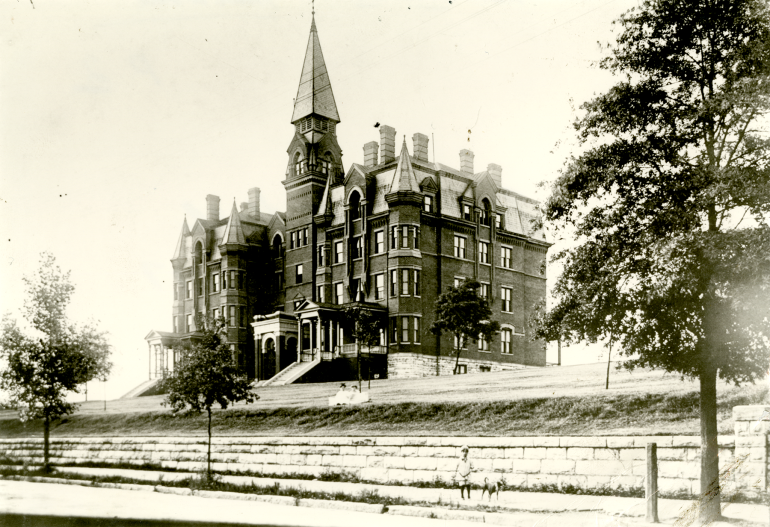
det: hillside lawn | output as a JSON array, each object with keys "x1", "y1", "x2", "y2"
[{"x1": 0, "y1": 363, "x2": 766, "y2": 438}]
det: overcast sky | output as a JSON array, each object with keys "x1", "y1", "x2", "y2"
[{"x1": 0, "y1": 0, "x2": 639, "y2": 400}]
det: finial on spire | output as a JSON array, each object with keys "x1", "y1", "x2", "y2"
[{"x1": 312, "y1": 0, "x2": 315, "y2": 17}]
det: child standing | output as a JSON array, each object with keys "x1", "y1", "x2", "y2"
[{"x1": 454, "y1": 445, "x2": 472, "y2": 499}]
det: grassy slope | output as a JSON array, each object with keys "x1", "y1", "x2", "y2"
[{"x1": 0, "y1": 363, "x2": 766, "y2": 438}]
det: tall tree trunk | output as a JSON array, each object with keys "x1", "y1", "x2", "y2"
[
  {"x1": 699, "y1": 363, "x2": 721, "y2": 523},
  {"x1": 605, "y1": 334, "x2": 613, "y2": 390},
  {"x1": 357, "y1": 341, "x2": 362, "y2": 391},
  {"x1": 207, "y1": 407, "x2": 212, "y2": 482},
  {"x1": 43, "y1": 415, "x2": 50, "y2": 472}
]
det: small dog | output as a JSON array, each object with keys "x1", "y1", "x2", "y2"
[{"x1": 480, "y1": 477, "x2": 502, "y2": 501}]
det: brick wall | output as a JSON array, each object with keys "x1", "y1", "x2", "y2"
[{"x1": 0, "y1": 434, "x2": 749, "y2": 498}]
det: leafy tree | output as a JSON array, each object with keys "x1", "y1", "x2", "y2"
[
  {"x1": 162, "y1": 315, "x2": 256, "y2": 480},
  {"x1": 535, "y1": 0, "x2": 770, "y2": 520},
  {"x1": 431, "y1": 280, "x2": 500, "y2": 374},
  {"x1": 0, "y1": 253, "x2": 112, "y2": 470},
  {"x1": 342, "y1": 305, "x2": 383, "y2": 390}
]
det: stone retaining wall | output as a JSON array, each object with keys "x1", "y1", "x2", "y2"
[
  {"x1": 0, "y1": 435, "x2": 744, "y2": 497},
  {"x1": 387, "y1": 353, "x2": 527, "y2": 378}
]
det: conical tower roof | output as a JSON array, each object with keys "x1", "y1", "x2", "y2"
[
  {"x1": 291, "y1": 16, "x2": 340, "y2": 124},
  {"x1": 171, "y1": 216, "x2": 190, "y2": 260},
  {"x1": 389, "y1": 138, "x2": 421, "y2": 194},
  {"x1": 221, "y1": 201, "x2": 246, "y2": 246}
]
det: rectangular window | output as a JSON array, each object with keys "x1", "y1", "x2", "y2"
[
  {"x1": 353, "y1": 236, "x2": 362, "y2": 259},
  {"x1": 401, "y1": 269, "x2": 410, "y2": 296},
  {"x1": 414, "y1": 317, "x2": 421, "y2": 344},
  {"x1": 502, "y1": 287, "x2": 512, "y2": 312},
  {"x1": 401, "y1": 226, "x2": 409, "y2": 249},
  {"x1": 391, "y1": 317, "x2": 398, "y2": 344},
  {"x1": 174, "y1": 283, "x2": 179, "y2": 301},
  {"x1": 463, "y1": 204, "x2": 472, "y2": 220},
  {"x1": 375, "y1": 230, "x2": 384, "y2": 253},
  {"x1": 479, "y1": 242, "x2": 489, "y2": 264},
  {"x1": 186, "y1": 314, "x2": 192, "y2": 332},
  {"x1": 290, "y1": 231, "x2": 296, "y2": 249},
  {"x1": 317, "y1": 245, "x2": 325, "y2": 267},
  {"x1": 401, "y1": 316, "x2": 409, "y2": 343},
  {"x1": 454, "y1": 277, "x2": 463, "y2": 288},
  {"x1": 186, "y1": 280, "x2": 192, "y2": 299},
  {"x1": 391, "y1": 227, "x2": 398, "y2": 250},
  {"x1": 222, "y1": 272, "x2": 227, "y2": 290},
  {"x1": 374, "y1": 273, "x2": 385, "y2": 300},
  {"x1": 501, "y1": 247, "x2": 512, "y2": 268},
  {"x1": 335, "y1": 241, "x2": 343, "y2": 263},
  {"x1": 479, "y1": 283, "x2": 489, "y2": 301},
  {"x1": 296, "y1": 264, "x2": 303, "y2": 284},
  {"x1": 424, "y1": 195, "x2": 433, "y2": 212},
  {"x1": 317, "y1": 285, "x2": 325, "y2": 303},
  {"x1": 212, "y1": 274, "x2": 220, "y2": 293},
  {"x1": 213, "y1": 307, "x2": 219, "y2": 322},
  {"x1": 351, "y1": 278, "x2": 360, "y2": 302},
  {"x1": 479, "y1": 334, "x2": 489, "y2": 351},
  {"x1": 334, "y1": 282, "x2": 344, "y2": 305},
  {"x1": 495, "y1": 214, "x2": 502, "y2": 229},
  {"x1": 230, "y1": 270, "x2": 236, "y2": 289},
  {"x1": 501, "y1": 329, "x2": 512, "y2": 354},
  {"x1": 454, "y1": 334, "x2": 467, "y2": 349},
  {"x1": 391, "y1": 270, "x2": 398, "y2": 297},
  {"x1": 413, "y1": 270, "x2": 420, "y2": 296},
  {"x1": 457, "y1": 364, "x2": 468, "y2": 374},
  {"x1": 413, "y1": 227, "x2": 420, "y2": 250},
  {"x1": 454, "y1": 235, "x2": 466, "y2": 258},
  {"x1": 229, "y1": 306, "x2": 236, "y2": 327},
  {"x1": 302, "y1": 228, "x2": 308, "y2": 246}
]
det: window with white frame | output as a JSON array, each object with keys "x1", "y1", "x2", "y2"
[
  {"x1": 413, "y1": 269, "x2": 420, "y2": 296},
  {"x1": 424, "y1": 195, "x2": 433, "y2": 212},
  {"x1": 212, "y1": 273, "x2": 220, "y2": 293},
  {"x1": 401, "y1": 269, "x2": 410, "y2": 296},
  {"x1": 296, "y1": 264, "x2": 303, "y2": 284},
  {"x1": 229, "y1": 306, "x2": 236, "y2": 327},
  {"x1": 186, "y1": 280, "x2": 192, "y2": 299},
  {"x1": 501, "y1": 246, "x2": 512, "y2": 268},
  {"x1": 412, "y1": 226, "x2": 420, "y2": 250},
  {"x1": 317, "y1": 285, "x2": 325, "y2": 303},
  {"x1": 353, "y1": 236, "x2": 363, "y2": 259},
  {"x1": 463, "y1": 204, "x2": 472, "y2": 220},
  {"x1": 479, "y1": 241, "x2": 489, "y2": 263},
  {"x1": 478, "y1": 333, "x2": 489, "y2": 351},
  {"x1": 501, "y1": 328, "x2": 512, "y2": 354},
  {"x1": 290, "y1": 231, "x2": 296, "y2": 250},
  {"x1": 401, "y1": 226, "x2": 409, "y2": 249},
  {"x1": 334, "y1": 241, "x2": 343, "y2": 263},
  {"x1": 222, "y1": 272, "x2": 227, "y2": 290},
  {"x1": 479, "y1": 283, "x2": 489, "y2": 301},
  {"x1": 334, "y1": 282, "x2": 344, "y2": 304},
  {"x1": 454, "y1": 333, "x2": 467, "y2": 349},
  {"x1": 414, "y1": 317, "x2": 421, "y2": 344},
  {"x1": 374, "y1": 273, "x2": 385, "y2": 300},
  {"x1": 213, "y1": 308, "x2": 219, "y2": 322},
  {"x1": 454, "y1": 277, "x2": 464, "y2": 289},
  {"x1": 401, "y1": 316, "x2": 410, "y2": 343},
  {"x1": 454, "y1": 235, "x2": 466, "y2": 258},
  {"x1": 391, "y1": 226, "x2": 398, "y2": 250},
  {"x1": 317, "y1": 245, "x2": 325, "y2": 267},
  {"x1": 496, "y1": 214, "x2": 503, "y2": 229},
  {"x1": 230, "y1": 270, "x2": 237, "y2": 289},
  {"x1": 351, "y1": 278, "x2": 361, "y2": 302},
  {"x1": 391, "y1": 270, "x2": 398, "y2": 296},
  {"x1": 186, "y1": 314, "x2": 192, "y2": 332},
  {"x1": 501, "y1": 287, "x2": 512, "y2": 312},
  {"x1": 374, "y1": 230, "x2": 384, "y2": 253},
  {"x1": 391, "y1": 317, "x2": 398, "y2": 344}
]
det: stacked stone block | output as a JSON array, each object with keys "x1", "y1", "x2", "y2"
[
  {"x1": 388, "y1": 353, "x2": 527, "y2": 378},
  {"x1": 0, "y1": 434, "x2": 750, "y2": 497}
]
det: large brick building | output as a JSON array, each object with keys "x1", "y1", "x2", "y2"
[{"x1": 145, "y1": 16, "x2": 550, "y2": 383}]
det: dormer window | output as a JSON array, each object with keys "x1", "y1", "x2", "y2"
[
  {"x1": 293, "y1": 153, "x2": 304, "y2": 176},
  {"x1": 423, "y1": 195, "x2": 433, "y2": 213},
  {"x1": 463, "y1": 204, "x2": 472, "y2": 221},
  {"x1": 349, "y1": 190, "x2": 361, "y2": 221},
  {"x1": 496, "y1": 213, "x2": 503, "y2": 230},
  {"x1": 480, "y1": 199, "x2": 492, "y2": 226}
]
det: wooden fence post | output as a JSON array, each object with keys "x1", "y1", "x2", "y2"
[{"x1": 646, "y1": 442, "x2": 659, "y2": 523}]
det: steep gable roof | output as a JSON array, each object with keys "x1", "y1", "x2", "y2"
[{"x1": 388, "y1": 139, "x2": 421, "y2": 194}]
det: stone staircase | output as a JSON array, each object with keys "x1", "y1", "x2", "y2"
[
  {"x1": 120, "y1": 378, "x2": 161, "y2": 399},
  {"x1": 260, "y1": 358, "x2": 321, "y2": 387}
]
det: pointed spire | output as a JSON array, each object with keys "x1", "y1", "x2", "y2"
[
  {"x1": 221, "y1": 201, "x2": 246, "y2": 246},
  {"x1": 390, "y1": 137, "x2": 421, "y2": 194},
  {"x1": 172, "y1": 216, "x2": 190, "y2": 260},
  {"x1": 291, "y1": 16, "x2": 340, "y2": 123}
]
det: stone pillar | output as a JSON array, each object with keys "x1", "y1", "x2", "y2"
[{"x1": 733, "y1": 405, "x2": 769, "y2": 498}]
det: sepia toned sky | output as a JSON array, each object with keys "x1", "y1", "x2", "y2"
[{"x1": 0, "y1": 0, "x2": 639, "y2": 400}]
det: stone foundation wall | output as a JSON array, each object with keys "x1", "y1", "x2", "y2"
[
  {"x1": 388, "y1": 352, "x2": 527, "y2": 378},
  {"x1": 0, "y1": 435, "x2": 746, "y2": 497}
]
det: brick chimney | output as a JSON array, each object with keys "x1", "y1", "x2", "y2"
[
  {"x1": 363, "y1": 141, "x2": 379, "y2": 167},
  {"x1": 460, "y1": 149, "x2": 475, "y2": 175},
  {"x1": 206, "y1": 194, "x2": 220, "y2": 221},
  {"x1": 379, "y1": 125, "x2": 396, "y2": 163},
  {"x1": 412, "y1": 133, "x2": 429, "y2": 162},
  {"x1": 487, "y1": 163, "x2": 502, "y2": 188},
  {"x1": 248, "y1": 187, "x2": 261, "y2": 219}
]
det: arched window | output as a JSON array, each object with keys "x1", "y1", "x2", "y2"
[
  {"x1": 194, "y1": 241, "x2": 203, "y2": 263},
  {"x1": 272, "y1": 233, "x2": 284, "y2": 258},
  {"x1": 293, "y1": 152, "x2": 303, "y2": 176},
  {"x1": 480, "y1": 198, "x2": 492, "y2": 227},
  {"x1": 349, "y1": 190, "x2": 361, "y2": 221}
]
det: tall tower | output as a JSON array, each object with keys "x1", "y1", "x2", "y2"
[{"x1": 283, "y1": 14, "x2": 343, "y2": 312}]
